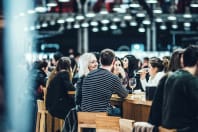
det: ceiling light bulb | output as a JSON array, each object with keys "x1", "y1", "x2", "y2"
[
  {"x1": 190, "y1": 1, "x2": 198, "y2": 7},
  {"x1": 90, "y1": 21, "x2": 98, "y2": 26},
  {"x1": 167, "y1": 15, "x2": 177, "y2": 21},
  {"x1": 160, "y1": 23, "x2": 167, "y2": 30},
  {"x1": 155, "y1": 17, "x2": 163, "y2": 23},
  {"x1": 86, "y1": 12, "x2": 96, "y2": 18},
  {"x1": 92, "y1": 27, "x2": 99, "y2": 32},
  {"x1": 172, "y1": 22, "x2": 178, "y2": 29},
  {"x1": 184, "y1": 22, "x2": 191, "y2": 27},
  {"x1": 110, "y1": 23, "x2": 118, "y2": 30},
  {"x1": 183, "y1": 7, "x2": 192, "y2": 18},
  {"x1": 73, "y1": 22, "x2": 80, "y2": 29},
  {"x1": 129, "y1": 0, "x2": 140, "y2": 8},
  {"x1": 143, "y1": 17, "x2": 151, "y2": 25},
  {"x1": 124, "y1": 14, "x2": 132, "y2": 20},
  {"x1": 146, "y1": 0, "x2": 157, "y2": 4},
  {"x1": 138, "y1": 25, "x2": 145, "y2": 32},
  {"x1": 81, "y1": 21, "x2": 89, "y2": 28},
  {"x1": 76, "y1": 14, "x2": 84, "y2": 20},
  {"x1": 101, "y1": 26, "x2": 108, "y2": 31},
  {"x1": 58, "y1": 0, "x2": 70, "y2": 2},
  {"x1": 130, "y1": 20, "x2": 137, "y2": 26}
]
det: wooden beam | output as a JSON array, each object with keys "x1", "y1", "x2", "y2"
[
  {"x1": 0, "y1": 15, "x2": 3, "y2": 28},
  {"x1": 0, "y1": 19, "x2": 3, "y2": 28}
]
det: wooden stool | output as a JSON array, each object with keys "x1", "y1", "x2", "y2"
[
  {"x1": 42, "y1": 88, "x2": 64, "y2": 132},
  {"x1": 36, "y1": 100, "x2": 48, "y2": 132},
  {"x1": 158, "y1": 126, "x2": 176, "y2": 132},
  {"x1": 52, "y1": 117, "x2": 64, "y2": 132},
  {"x1": 77, "y1": 112, "x2": 107, "y2": 132},
  {"x1": 95, "y1": 115, "x2": 120, "y2": 132},
  {"x1": 119, "y1": 118, "x2": 134, "y2": 132}
]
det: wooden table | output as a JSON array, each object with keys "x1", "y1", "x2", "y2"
[
  {"x1": 111, "y1": 93, "x2": 152, "y2": 122},
  {"x1": 68, "y1": 90, "x2": 75, "y2": 95}
]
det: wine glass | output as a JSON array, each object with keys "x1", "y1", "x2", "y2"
[{"x1": 128, "y1": 78, "x2": 137, "y2": 93}]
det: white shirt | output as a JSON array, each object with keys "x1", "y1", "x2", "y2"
[{"x1": 140, "y1": 71, "x2": 165, "y2": 91}]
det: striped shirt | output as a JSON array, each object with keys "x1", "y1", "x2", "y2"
[{"x1": 81, "y1": 68, "x2": 128, "y2": 112}]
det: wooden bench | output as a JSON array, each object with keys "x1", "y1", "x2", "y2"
[
  {"x1": 77, "y1": 112, "x2": 107, "y2": 132},
  {"x1": 96, "y1": 115, "x2": 120, "y2": 132}
]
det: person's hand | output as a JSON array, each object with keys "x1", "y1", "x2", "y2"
[
  {"x1": 139, "y1": 69, "x2": 147, "y2": 80},
  {"x1": 119, "y1": 67, "x2": 126, "y2": 78}
]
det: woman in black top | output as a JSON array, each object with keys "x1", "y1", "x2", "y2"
[{"x1": 46, "y1": 57, "x2": 75, "y2": 119}]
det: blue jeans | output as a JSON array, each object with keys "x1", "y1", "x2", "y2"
[{"x1": 107, "y1": 107, "x2": 121, "y2": 117}]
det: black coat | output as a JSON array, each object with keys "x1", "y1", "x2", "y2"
[
  {"x1": 31, "y1": 69, "x2": 47, "y2": 100},
  {"x1": 46, "y1": 71, "x2": 75, "y2": 119}
]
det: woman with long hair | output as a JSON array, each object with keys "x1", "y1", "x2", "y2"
[
  {"x1": 46, "y1": 57, "x2": 75, "y2": 119},
  {"x1": 75, "y1": 53, "x2": 98, "y2": 111}
]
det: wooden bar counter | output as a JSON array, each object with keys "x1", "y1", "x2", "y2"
[
  {"x1": 111, "y1": 93, "x2": 152, "y2": 122},
  {"x1": 68, "y1": 91, "x2": 152, "y2": 122}
]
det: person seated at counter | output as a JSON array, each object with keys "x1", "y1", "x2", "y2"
[
  {"x1": 121, "y1": 54, "x2": 142, "y2": 93},
  {"x1": 75, "y1": 53, "x2": 98, "y2": 111},
  {"x1": 140, "y1": 57, "x2": 166, "y2": 91},
  {"x1": 148, "y1": 48, "x2": 185, "y2": 127},
  {"x1": 46, "y1": 57, "x2": 75, "y2": 120},
  {"x1": 81, "y1": 49, "x2": 128, "y2": 116},
  {"x1": 112, "y1": 56, "x2": 128, "y2": 88}
]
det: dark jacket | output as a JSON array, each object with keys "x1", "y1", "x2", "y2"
[
  {"x1": 148, "y1": 74, "x2": 169, "y2": 126},
  {"x1": 150, "y1": 70, "x2": 198, "y2": 132},
  {"x1": 46, "y1": 71, "x2": 75, "y2": 119},
  {"x1": 161, "y1": 70, "x2": 198, "y2": 131},
  {"x1": 75, "y1": 76, "x2": 85, "y2": 111},
  {"x1": 31, "y1": 69, "x2": 47, "y2": 100}
]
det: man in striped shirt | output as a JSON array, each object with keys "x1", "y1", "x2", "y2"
[{"x1": 81, "y1": 49, "x2": 128, "y2": 115}]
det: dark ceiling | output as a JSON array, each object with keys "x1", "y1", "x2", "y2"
[
  {"x1": 1, "y1": 0, "x2": 198, "y2": 54},
  {"x1": 0, "y1": 1, "x2": 2, "y2": 15},
  {"x1": 33, "y1": 0, "x2": 198, "y2": 54}
]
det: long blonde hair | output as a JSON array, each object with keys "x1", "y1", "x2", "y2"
[{"x1": 78, "y1": 53, "x2": 97, "y2": 77}]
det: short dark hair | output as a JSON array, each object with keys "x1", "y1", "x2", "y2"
[
  {"x1": 100, "y1": 49, "x2": 115, "y2": 66},
  {"x1": 149, "y1": 57, "x2": 164, "y2": 72},
  {"x1": 183, "y1": 45, "x2": 198, "y2": 67},
  {"x1": 53, "y1": 52, "x2": 63, "y2": 62}
]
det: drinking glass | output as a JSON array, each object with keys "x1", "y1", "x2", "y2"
[{"x1": 128, "y1": 78, "x2": 137, "y2": 93}]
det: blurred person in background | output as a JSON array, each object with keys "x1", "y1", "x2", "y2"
[
  {"x1": 30, "y1": 60, "x2": 48, "y2": 100},
  {"x1": 46, "y1": 57, "x2": 75, "y2": 120},
  {"x1": 140, "y1": 57, "x2": 165, "y2": 91},
  {"x1": 142, "y1": 57, "x2": 149, "y2": 69},
  {"x1": 46, "y1": 52, "x2": 63, "y2": 88},
  {"x1": 159, "y1": 45, "x2": 198, "y2": 131},
  {"x1": 148, "y1": 48, "x2": 185, "y2": 128},
  {"x1": 168, "y1": 48, "x2": 184, "y2": 72}
]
